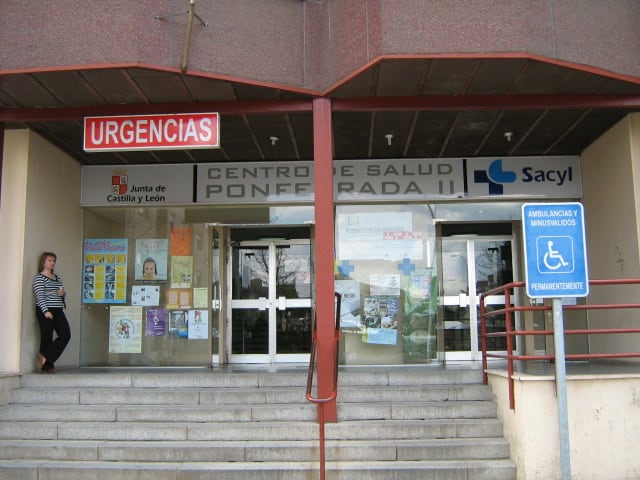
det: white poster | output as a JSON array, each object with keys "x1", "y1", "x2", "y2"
[
  {"x1": 187, "y1": 309, "x2": 209, "y2": 339},
  {"x1": 338, "y1": 212, "x2": 422, "y2": 260},
  {"x1": 131, "y1": 285, "x2": 160, "y2": 306},
  {"x1": 109, "y1": 306, "x2": 143, "y2": 353}
]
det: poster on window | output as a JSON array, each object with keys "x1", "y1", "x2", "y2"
[
  {"x1": 337, "y1": 212, "x2": 423, "y2": 260},
  {"x1": 362, "y1": 295, "x2": 399, "y2": 345},
  {"x1": 335, "y1": 279, "x2": 362, "y2": 329},
  {"x1": 403, "y1": 269, "x2": 438, "y2": 362},
  {"x1": 145, "y1": 308, "x2": 166, "y2": 336},
  {"x1": 82, "y1": 239, "x2": 128, "y2": 304},
  {"x1": 187, "y1": 309, "x2": 208, "y2": 339},
  {"x1": 131, "y1": 285, "x2": 160, "y2": 306},
  {"x1": 135, "y1": 239, "x2": 168, "y2": 281},
  {"x1": 169, "y1": 310, "x2": 188, "y2": 337},
  {"x1": 170, "y1": 256, "x2": 193, "y2": 288},
  {"x1": 170, "y1": 227, "x2": 192, "y2": 256},
  {"x1": 109, "y1": 306, "x2": 142, "y2": 353}
]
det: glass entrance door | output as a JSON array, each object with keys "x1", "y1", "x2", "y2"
[
  {"x1": 229, "y1": 240, "x2": 312, "y2": 363},
  {"x1": 441, "y1": 237, "x2": 515, "y2": 361}
]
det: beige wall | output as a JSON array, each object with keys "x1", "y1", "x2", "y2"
[
  {"x1": 0, "y1": 129, "x2": 84, "y2": 373},
  {"x1": 0, "y1": 130, "x2": 29, "y2": 373},
  {"x1": 489, "y1": 372, "x2": 640, "y2": 480},
  {"x1": 581, "y1": 114, "x2": 640, "y2": 354}
]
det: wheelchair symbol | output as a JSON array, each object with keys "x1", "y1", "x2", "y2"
[
  {"x1": 537, "y1": 236, "x2": 574, "y2": 274},
  {"x1": 543, "y1": 241, "x2": 569, "y2": 270}
]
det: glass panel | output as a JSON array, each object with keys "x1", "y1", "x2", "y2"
[
  {"x1": 442, "y1": 240, "x2": 470, "y2": 352},
  {"x1": 442, "y1": 241, "x2": 468, "y2": 295},
  {"x1": 232, "y1": 247, "x2": 269, "y2": 299},
  {"x1": 232, "y1": 309, "x2": 269, "y2": 354},
  {"x1": 211, "y1": 232, "x2": 221, "y2": 356},
  {"x1": 444, "y1": 306, "x2": 471, "y2": 351},
  {"x1": 475, "y1": 240, "x2": 513, "y2": 351},
  {"x1": 275, "y1": 244, "x2": 311, "y2": 299},
  {"x1": 474, "y1": 241, "x2": 512, "y2": 293},
  {"x1": 80, "y1": 208, "x2": 212, "y2": 367},
  {"x1": 335, "y1": 204, "x2": 438, "y2": 365},
  {"x1": 276, "y1": 307, "x2": 312, "y2": 354}
]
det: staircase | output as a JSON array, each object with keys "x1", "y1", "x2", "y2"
[{"x1": 0, "y1": 367, "x2": 516, "y2": 480}]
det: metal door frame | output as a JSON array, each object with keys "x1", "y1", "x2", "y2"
[
  {"x1": 441, "y1": 235, "x2": 516, "y2": 361},
  {"x1": 227, "y1": 238, "x2": 312, "y2": 364}
]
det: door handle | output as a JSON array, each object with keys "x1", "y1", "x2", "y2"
[
  {"x1": 258, "y1": 297, "x2": 267, "y2": 310},
  {"x1": 458, "y1": 293, "x2": 468, "y2": 307}
]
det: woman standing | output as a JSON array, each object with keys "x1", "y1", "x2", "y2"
[{"x1": 33, "y1": 252, "x2": 71, "y2": 373}]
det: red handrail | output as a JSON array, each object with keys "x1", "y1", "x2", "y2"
[
  {"x1": 480, "y1": 279, "x2": 640, "y2": 410},
  {"x1": 306, "y1": 292, "x2": 341, "y2": 480}
]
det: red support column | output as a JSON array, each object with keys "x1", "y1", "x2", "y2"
[{"x1": 313, "y1": 98, "x2": 337, "y2": 421}]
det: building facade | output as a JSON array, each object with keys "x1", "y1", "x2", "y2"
[{"x1": 1, "y1": 2, "x2": 640, "y2": 478}]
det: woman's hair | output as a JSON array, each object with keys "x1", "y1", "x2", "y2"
[
  {"x1": 143, "y1": 257, "x2": 157, "y2": 275},
  {"x1": 38, "y1": 251, "x2": 57, "y2": 272}
]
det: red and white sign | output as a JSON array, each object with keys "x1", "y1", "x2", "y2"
[{"x1": 84, "y1": 113, "x2": 219, "y2": 152}]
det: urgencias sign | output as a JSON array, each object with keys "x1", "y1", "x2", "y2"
[{"x1": 84, "y1": 113, "x2": 219, "y2": 152}]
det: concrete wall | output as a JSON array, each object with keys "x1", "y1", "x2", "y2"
[
  {"x1": 489, "y1": 371, "x2": 640, "y2": 480},
  {"x1": 0, "y1": 1, "x2": 638, "y2": 88},
  {"x1": 20, "y1": 130, "x2": 83, "y2": 371},
  {"x1": 581, "y1": 114, "x2": 640, "y2": 354},
  {"x1": 0, "y1": 130, "x2": 29, "y2": 373},
  {"x1": 0, "y1": 130, "x2": 84, "y2": 374}
]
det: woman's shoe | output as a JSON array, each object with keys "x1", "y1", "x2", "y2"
[{"x1": 37, "y1": 353, "x2": 46, "y2": 369}]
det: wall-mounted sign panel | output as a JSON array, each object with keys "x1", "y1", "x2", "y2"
[
  {"x1": 195, "y1": 158, "x2": 465, "y2": 204},
  {"x1": 81, "y1": 156, "x2": 582, "y2": 206},
  {"x1": 84, "y1": 113, "x2": 219, "y2": 152},
  {"x1": 466, "y1": 156, "x2": 582, "y2": 199},
  {"x1": 81, "y1": 164, "x2": 194, "y2": 206}
]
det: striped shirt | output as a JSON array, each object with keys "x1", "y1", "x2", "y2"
[{"x1": 33, "y1": 273, "x2": 65, "y2": 313}]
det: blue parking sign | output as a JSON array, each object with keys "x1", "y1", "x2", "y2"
[{"x1": 522, "y1": 202, "x2": 589, "y2": 298}]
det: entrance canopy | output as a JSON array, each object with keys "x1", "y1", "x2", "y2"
[{"x1": 2, "y1": 56, "x2": 640, "y2": 165}]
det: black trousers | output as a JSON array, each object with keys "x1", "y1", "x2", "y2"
[{"x1": 36, "y1": 307, "x2": 71, "y2": 370}]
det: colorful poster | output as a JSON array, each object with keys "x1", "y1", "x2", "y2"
[
  {"x1": 145, "y1": 308, "x2": 166, "y2": 336},
  {"x1": 83, "y1": 239, "x2": 128, "y2": 304},
  {"x1": 109, "y1": 306, "x2": 142, "y2": 353},
  {"x1": 131, "y1": 285, "x2": 160, "y2": 306},
  {"x1": 170, "y1": 256, "x2": 193, "y2": 288},
  {"x1": 135, "y1": 239, "x2": 168, "y2": 281},
  {"x1": 170, "y1": 227, "x2": 192, "y2": 256},
  {"x1": 403, "y1": 269, "x2": 438, "y2": 362},
  {"x1": 362, "y1": 295, "x2": 399, "y2": 345},
  {"x1": 166, "y1": 288, "x2": 193, "y2": 309},
  {"x1": 187, "y1": 309, "x2": 209, "y2": 339},
  {"x1": 169, "y1": 310, "x2": 188, "y2": 337}
]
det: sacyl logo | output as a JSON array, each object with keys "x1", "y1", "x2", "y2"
[{"x1": 474, "y1": 159, "x2": 516, "y2": 194}]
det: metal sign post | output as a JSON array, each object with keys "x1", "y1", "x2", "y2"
[{"x1": 522, "y1": 202, "x2": 589, "y2": 480}]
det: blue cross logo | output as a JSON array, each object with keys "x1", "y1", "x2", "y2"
[
  {"x1": 397, "y1": 258, "x2": 416, "y2": 276},
  {"x1": 338, "y1": 260, "x2": 355, "y2": 277},
  {"x1": 474, "y1": 159, "x2": 517, "y2": 194}
]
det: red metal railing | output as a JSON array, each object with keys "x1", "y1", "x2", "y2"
[
  {"x1": 306, "y1": 292, "x2": 341, "y2": 480},
  {"x1": 480, "y1": 279, "x2": 640, "y2": 410}
]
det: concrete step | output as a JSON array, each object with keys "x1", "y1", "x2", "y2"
[
  {"x1": 0, "y1": 459, "x2": 516, "y2": 480},
  {"x1": 0, "y1": 399, "x2": 495, "y2": 423},
  {"x1": 0, "y1": 368, "x2": 516, "y2": 480},
  {"x1": 0, "y1": 418, "x2": 506, "y2": 441},
  {"x1": 0, "y1": 438, "x2": 511, "y2": 463},
  {"x1": 10, "y1": 383, "x2": 493, "y2": 405}
]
